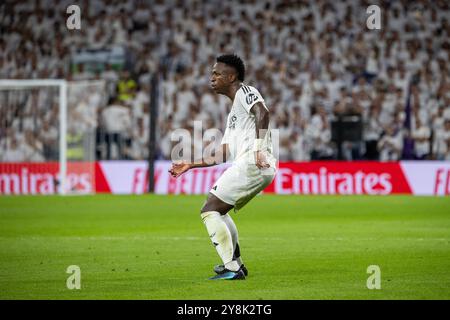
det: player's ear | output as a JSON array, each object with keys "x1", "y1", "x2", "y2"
[{"x1": 228, "y1": 72, "x2": 236, "y2": 83}]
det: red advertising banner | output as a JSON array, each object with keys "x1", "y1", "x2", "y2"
[
  {"x1": 0, "y1": 162, "x2": 95, "y2": 195},
  {"x1": 265, "y1": 162, "x2": 412, "y2": 195}
]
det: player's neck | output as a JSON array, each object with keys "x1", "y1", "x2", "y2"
[{"x1": 223, "y1": 82, "x2": 242, "y2": 102}]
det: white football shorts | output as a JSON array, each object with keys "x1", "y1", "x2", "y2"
[{"x1": 209, "y1": 161, "x2": 276, "y2": 211}]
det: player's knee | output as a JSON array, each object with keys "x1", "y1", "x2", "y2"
[
  {"x1": 200, "y1": 193, "x2": 233, "y2": 215},
  {"x1": 200, "y1": 200, "x2": 212, "y2": 214},
  {"x1": 200, "y1": 194, "x2": 215, "y2": 213},
  {"x1": 200, "y1": 204, "x2": 208, "y2": 214},
  {"x1": 200, "y1": 201, "x2": 225, "y2": 215}
]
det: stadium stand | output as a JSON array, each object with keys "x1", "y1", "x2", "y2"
[{"x1": 1, "y1": 0, "x2": 449, "y2": 161}]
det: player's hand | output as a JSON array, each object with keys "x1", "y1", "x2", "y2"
[
  {"x1": 255, "y1": 151, "x2": 270, "y2": 169},
  {"x1": 169, "y1": 161, "x2": 191, "y2": 178}
]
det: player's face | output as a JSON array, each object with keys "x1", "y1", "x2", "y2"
[{"x1": 210, "y1": 63, "x2": 232, "y2": 94}]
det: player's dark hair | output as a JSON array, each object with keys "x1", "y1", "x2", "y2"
[{"x1": 216, "y1": 54, "x2": 245, "y2": 82}]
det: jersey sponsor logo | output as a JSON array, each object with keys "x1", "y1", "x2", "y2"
[{"x1": 246, "y1": 92, "x2": 258, "y2": 105}]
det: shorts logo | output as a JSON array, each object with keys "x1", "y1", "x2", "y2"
[
  {"x1": 246, "y1": 93, "x2": 258, "y2": 105},
  {"x1": 212, "y1": 185, "x2": 217, "y2": 191}
]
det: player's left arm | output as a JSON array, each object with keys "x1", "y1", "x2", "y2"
[
  {"x1": 250, "y1": 102, "x2": 271, "y2": 169},
  {"x1": 169, "y1": 144, "x2": 230, "y2": 178}
]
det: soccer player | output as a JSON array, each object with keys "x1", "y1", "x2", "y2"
[{"x1": 169, "y1": 54, "x2": 277, "y2": 280}]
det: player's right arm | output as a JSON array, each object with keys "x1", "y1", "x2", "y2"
[{"x1": 169, "y1": 144, "x2": 229, "y2": 178}]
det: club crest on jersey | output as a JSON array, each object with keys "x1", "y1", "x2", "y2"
[
  {"x1": 228, "y1": 115, "x2": 237, "y2": 129},
  {"x1": 246, "y1": 93, "x2": 258, "y2": 105}
]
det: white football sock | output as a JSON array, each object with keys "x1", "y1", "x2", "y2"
[
  {"x1": 201, "y1": 211, "x2": 240, "y2": 272},
  {"x1": 221, "y1": 214, "x2": 243, "y2": 266}
]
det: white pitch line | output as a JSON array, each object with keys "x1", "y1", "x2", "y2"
[{"x1": 1, "y1": 236, "x2": 449, "y2": 242}]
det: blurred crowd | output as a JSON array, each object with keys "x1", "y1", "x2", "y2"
[{"x1": 1, "y1": 0, "x2": 450, "y2": 162}]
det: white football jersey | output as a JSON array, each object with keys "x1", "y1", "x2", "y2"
[{"x1": 221, "y1": 84, "x2": 276, "y2": 167}]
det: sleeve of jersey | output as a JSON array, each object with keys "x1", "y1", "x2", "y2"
[
  {"x1": 239, "y1": 87, "x2": 268, "y2": 113},
  {"x1": 221, "y1": 125, "x2": 230, "y2": 145}
]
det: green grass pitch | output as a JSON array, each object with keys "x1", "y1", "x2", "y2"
[{"x1": 0, "y1": 194, "x2": 449, "y2": 300}]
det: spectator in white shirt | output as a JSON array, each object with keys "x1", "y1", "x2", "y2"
[
  {"x1": 364, "y1": 104, "x2": 383, "y2": 160},
  {"x1": 101, "y1": 97, "x2": 132, "y2": 159},
  {"x1": 40, "y1": 120, "x2": 58, "y2": 160},
  {"x1": 23, "y1": 130, "x2": 45, "y2": 162},
  {"x1": 378, "y1": 127, "x2": 404, "y2": 161},
  {"x1": 306, "y1": 106, "x2": 334, "y2": 160},
  {"x1": 433, "y1": 119, "x2": 450, "y2": 160},
  {"x1": 411, "y1": 118, "x2": 431, "y2": 159},
  {"x1": 1, "y1": 138, "x2": 26, "y2": 162}
]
